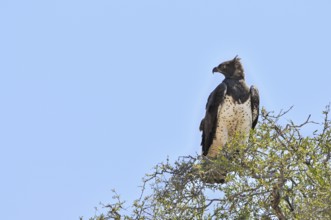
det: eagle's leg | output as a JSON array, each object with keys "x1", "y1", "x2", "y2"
[{"x1": 201, "y1": 155, "x2": 227, "y2": 184}]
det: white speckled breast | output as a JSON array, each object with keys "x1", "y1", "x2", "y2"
[{"x1": 207, "y1": 95, "x2": 252, "y2": 157}]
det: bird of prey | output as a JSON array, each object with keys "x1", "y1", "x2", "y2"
[{"x1": 199, "y1": 56, "x2": 259, "y2": 183}]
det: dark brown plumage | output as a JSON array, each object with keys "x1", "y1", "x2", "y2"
[{"x1": 199, "y1": 56, "x2": 260, "y2": 183}]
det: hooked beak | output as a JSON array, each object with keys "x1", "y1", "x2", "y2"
[{"x1": 212, "y1": 67, "x2": 219, "y2": 74}]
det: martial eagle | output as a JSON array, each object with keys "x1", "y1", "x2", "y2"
[{"x1": 199, "y1": 56, "x2": 260, "y2": 183}]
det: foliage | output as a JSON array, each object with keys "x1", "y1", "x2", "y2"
[{"x1": 83, "y1": 106, "x2": 331, "y2": 220}]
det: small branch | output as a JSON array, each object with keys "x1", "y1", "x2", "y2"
[
  {"x1": 284, "y1": 196, "x2": 294, "y2": 212},
  {"x1": 271, "y1": 186, "x2": 287, "y2": 220}
]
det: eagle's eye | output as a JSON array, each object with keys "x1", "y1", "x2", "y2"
[{"x1": 222, "y1": 64, "x2": 227, "y2": 69}]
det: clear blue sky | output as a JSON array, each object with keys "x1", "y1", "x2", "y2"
[{"x1": 1, "y1": 1, "x2": 331, "y2": 219}]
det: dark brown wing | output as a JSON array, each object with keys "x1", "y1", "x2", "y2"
[
  {"x1": 200, "y1": 83, "x2": 227, "y2": 156},
  {"x1": 250, "y1": 86, "x2": 260, "y2": 129}
]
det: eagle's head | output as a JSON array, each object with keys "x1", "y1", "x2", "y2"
[{"x1": 212, "y1": 56, "x2": 244, "y2": 80}]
